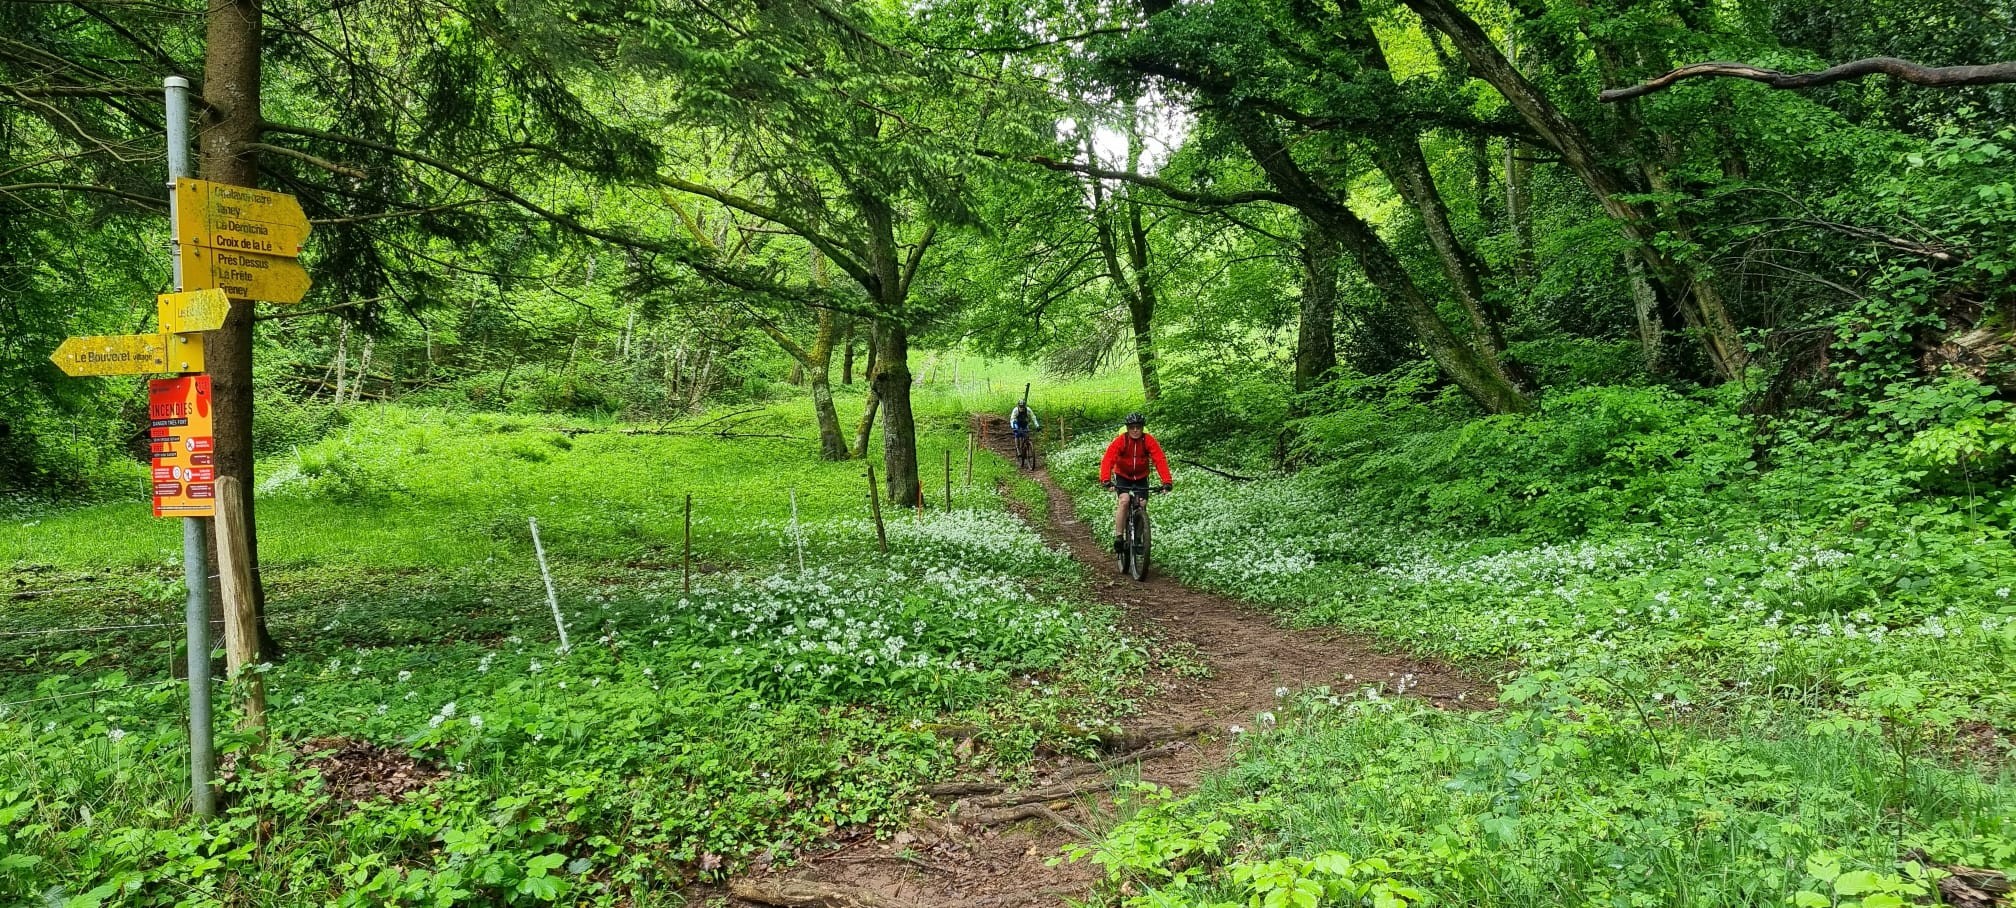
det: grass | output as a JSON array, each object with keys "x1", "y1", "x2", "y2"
[
  {"x1": 0, "y1": 357, "x2": 1162, "y2": 906},
  {"x1": 1043, "y1": 420, "x2": 2016, "y2": 907}
]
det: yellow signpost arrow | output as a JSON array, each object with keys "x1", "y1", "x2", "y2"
[
  {"x1": 50, "y1": 332, "x2": 204, "y2": 377},
  {"x1": 158, "y1": 288, "x2": 232, "y2": 334},
  {"x1": 173, "y1": 178, "x2": 312, "y2": 257},
  {"x1": 180, "y1": 245, "x2": 313, "y2": 304}
]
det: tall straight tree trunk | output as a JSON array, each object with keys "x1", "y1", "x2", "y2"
[
  {"x1": 1294, "y1": 215, "x2": 1340, "y2": 395},
  {"x1": 1231, "y1": 111, "x2": 1531, "y2": 414},
  {"x1": 198, "y1": 0, "x2": 275, "y2": 658},
  {"x1": 1122, "y1": 201, "x2": 1162, "y2": 401},
  {"x1": 1086, "y1": 117, "x2": 1163, "y2": 403},
  {"x1": 1505, "y1": 139, "x2": 1536, "y2": 283},
  {"x1": 852, "y1": 322, "x2": 879, "y2": 457},
  {"x1": 840, "y1": 319, "x2": 856, "y2": 385},
  {"x1": 1502, "y1": 31, "x2": 1537, "y2": 284},
  {"x1": 1401, "y1": 0, "x2": 1747, "y2": 380},
  {"x1": 871, "y1": 318, "x2": 918, "y2": 507}
]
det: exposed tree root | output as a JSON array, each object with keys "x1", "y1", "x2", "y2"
[
  {"x1": 969, "y1": 802, "x2": 1092, "y2": 838},
  {"x1": 921, "y1": 780, "x2": 1006, "y2": 797},
  {"x1": 1051, "y1": 740, "x2": 1186, "y2": 782},
  {"x1": 968, "y1": 778, "x2": 1115, "y2": 810}
]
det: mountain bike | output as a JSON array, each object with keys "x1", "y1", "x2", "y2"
[
  {"x1": 1110, "y1": 483, "x2": 1168, "y2": 581},
  {"x1": 1013, "y1": 429, "x2": 1034, "y2": 470}
]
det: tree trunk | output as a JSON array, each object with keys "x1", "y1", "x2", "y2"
[
  {"x1": 1336, "y1": 0, "x2": 1523, "y2": 390},
  {"x1": 852, "y1": 321, "x2": 880, "y2": 457},
  {"x1": 1120, "y1": 201, "x2": 1162, "y2": 402},
  {"x1": 872, "y1": 318, "x2": 919, "y2": 508},
  {"x1": 1505, "y1": 136, "x2": 1535, "y2": 283},
  {"x1": 808, "y1": 311, "x2": 847, "y2": 460},
  {"x1": 1626, "y1": 254, "x2": 1665, "y2": 372},
  {"x1": 1294, "y1": 215, "x2": 1339, "y2": 395},
  {"x1": 331, "y1": 323, "x2": 349, "y2": 403},
  {"x1": 1087, "y1": 119, "x2": 1163, "y2": 403},
  {"x1": 1230, "y1": 111, "x2": 1531, "y2": 414},
  {"x1": 852, "y1": 387, "x2": 880, "y2": 459},
  {"x1": 811, "y1": 372, "x2": 846, "y2": 460},
  {"x1": 1400, "y1": 0, "x2": 1747, "y2": 380},
  {"x1": 198, "y1": 0, "x2": 275, "y2": 659},
  {"x1": 840, "y1": 319, "x2": 856, "y2": 385}
]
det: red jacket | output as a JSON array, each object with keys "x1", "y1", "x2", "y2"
[{"x1": 1100, "y1": 431, "x2": 1173, "y2": 485}]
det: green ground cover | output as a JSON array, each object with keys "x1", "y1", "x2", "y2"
[
  {"x1": 0, "y1": 371, "x2": 1157, "y2": 906},
  {"x1": 1048, "y1": 381, "x2": 2016, "y2": 907}
]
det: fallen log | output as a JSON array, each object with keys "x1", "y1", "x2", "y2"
[{"x1": 729, "y1": 878, "x2": 909, "y2": 908}]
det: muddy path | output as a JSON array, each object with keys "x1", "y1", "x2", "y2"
[{"x1": 721, "y1": 417, "x2": 1485, "y2": 908}]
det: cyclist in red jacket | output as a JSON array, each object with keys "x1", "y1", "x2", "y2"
[{"x1": 1099, "y1": 412, "x2": 1173, "y2": 552}]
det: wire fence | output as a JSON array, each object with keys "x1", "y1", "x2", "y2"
[{"x1": 0, "y1": 678, "x2": 182, "y2": 711}]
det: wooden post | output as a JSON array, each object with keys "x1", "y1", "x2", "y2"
[
  {"x1": 1060, "y1": 415, "x2": 1068, "y2": 448},
  {"x1": 944, "y1": 449, "x2": 952, "y2": 511},
  {"x1": 683, "y1": 493, "x2": 692, "y2": 595},
  {"x1": 213, "y1": 476, "x2": 266, "y2": 733},
  {"x1": 867, "y1": 465, "x2": 888, "y2": 553},
  {"x1": 965, "y1": 433, "x2": 975, "y2": 488}
]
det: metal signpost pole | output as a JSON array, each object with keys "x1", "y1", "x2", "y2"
[{"x1": 165, "y1": 75, "x2": 216, "y2": 819}]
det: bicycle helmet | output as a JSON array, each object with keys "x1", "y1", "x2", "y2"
[{"x1": 1123, "y1": 412, "x2": 1146, "y2": 426}]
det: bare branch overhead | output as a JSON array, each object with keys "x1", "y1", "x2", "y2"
[{"x1": 1601, "y1": 57, "x2": 2016, "y2": 102}]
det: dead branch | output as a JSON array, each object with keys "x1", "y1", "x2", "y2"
[
  {"x1": 1601, "y1": 57, "x2": 2016, "y2": 102},
  {"x1": 967, "y1": 778, "x2": 1115, "y2": 810},
  {"x1": 1177, "y1": 459, "x2": 1258, "y2": 482},
  {"x1": 728, "y1": 878, "x2": 909, "y2": 908}
]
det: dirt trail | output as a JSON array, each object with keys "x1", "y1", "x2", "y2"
[{"x1": 722, "y1": 417, "x2": 1484, "y2": 907}]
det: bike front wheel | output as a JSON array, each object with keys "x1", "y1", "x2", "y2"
[{"x1": 1126, "y1": 504, "x2": 1150, "y2": 581}]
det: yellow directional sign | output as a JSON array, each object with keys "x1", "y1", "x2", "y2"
[
  {"x1": 173, "y1": 178, "x2": 311, "y2": 257},
  {"x1": 50, "y1": 332, "x2": 204, "y2": 377},
  {"x1": 158, "y1": 288, "x2": 231, "y2": 334},
  {"x1": 180, "y1": 245, "x2": 312, "y2": 304}
]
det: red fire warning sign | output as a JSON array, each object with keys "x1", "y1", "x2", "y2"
[{"x1": 149, "y1": 375, "x2": 216, "y2": 518}]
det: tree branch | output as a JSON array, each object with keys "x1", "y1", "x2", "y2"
[
  {"x1": 1600, "y1": 57, "x2": 2016, "y2": 102},
  {"x1": 980, "y1": 150, "x2": 1287, "y2": 206},
  {"x1": 657, "y1": 174, "x2": 874, "y2": 285},
  {"x1": 0, "y1": 181, "x2": 164, "y2": 210},
  {"x1": 247, "y1": 141, "x2": 367, "y2": 179},
  {"x1": 921, "y1": 27, "x2": 1133, "y2": 54}
]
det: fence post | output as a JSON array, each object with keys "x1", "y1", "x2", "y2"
[
  {"x1": 213, "y1": 477, "x2": 266, "y2": 735},
  {"x1": 529, "y1": 518, "x2": 569, "y2": 651},
  {"x1": 866, "y1": 465, "x2": 888, "y2": 553},
  {"x1": 966, "y1": 433, "x2": 975, "y2": 489},
  {"x1": 683, "y1": 493, "x2": 692, "y2": 596}
]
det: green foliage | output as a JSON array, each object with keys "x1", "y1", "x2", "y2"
[
  {"x1": 1080, "y1": 695, "x2": 2014, "y2": 907},
  {"x1": 0, "y1": 399, "x2": 1150, "y2": 904},
  {"x1": 1299, "y1": 382, "x2": 1753, "y2": 536}
]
